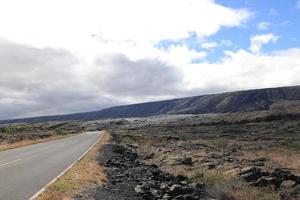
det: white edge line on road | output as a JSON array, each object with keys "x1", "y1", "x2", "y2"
[
  {"x1": 28, "y1": 131, "x2": 104, "y2": 200},
  {"x1": 0, "y1": 159, "x2": 22, "y2": 167}
]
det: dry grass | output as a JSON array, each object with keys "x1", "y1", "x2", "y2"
[
  {"x1": 229, "y1": 183, "x2": 280, "y2": 200},
  {"x1": 164, "y1": 149, "x2": 294, "y2": 200},
  {"x1": 187, "y1": 169, "x2": 280, "y2": 200},
  {"x1": 37, "y1": 131, "x2": 111, "y2": 200},
  {"x1": 242, "y1": 148, "x2": 300, "y2": 174},
  {"x1": 0, "y1": 134, "x2": 75, "y2": 152}
]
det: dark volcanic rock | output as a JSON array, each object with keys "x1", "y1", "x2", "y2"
[
  {"x1": 240, "y1": 167, "x2": 300, "y2": 190},
  {"x1": 77, "y1": 141, "x2": 233, "y2": 200},
  {"x1": 172, "y1": 157, "x2": 193, "y2": 166},
  {"x1": 240, "y1": 167, "x2": 270, "y2": 182}
]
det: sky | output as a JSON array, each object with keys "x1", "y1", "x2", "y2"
[{"x1": 0, "y1": 0, "x2": 300, "y2": 120}]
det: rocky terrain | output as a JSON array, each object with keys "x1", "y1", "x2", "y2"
[
  {"x1": 76, "y1": 110, "x2": 300, "y2": 200},
  {"x1": 76, "y1": 140, "x2": 232, "y2": 200}
]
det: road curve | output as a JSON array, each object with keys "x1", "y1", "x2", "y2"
[{"x1": 0, "y1": 131, "x2": 103, "y2": 200}]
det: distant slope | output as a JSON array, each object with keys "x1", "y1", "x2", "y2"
[{"x1": 1, "y1": 85, "x2": 300, "y2": 124}]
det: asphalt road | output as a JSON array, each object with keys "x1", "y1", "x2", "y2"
[{"x1": 0, "y1": 131, "x2": 103, "y2": 200}]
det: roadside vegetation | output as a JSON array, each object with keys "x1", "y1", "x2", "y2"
[{"x1": 0, "y1": 121, "x2": 82, "y2": 151}]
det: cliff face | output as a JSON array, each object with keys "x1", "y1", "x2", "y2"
[{"x1": 1, "y1": 85, "x2": 300, "y2": 124}]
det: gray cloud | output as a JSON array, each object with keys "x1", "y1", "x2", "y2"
[
  {"x1": 0, "y1": 40, "x2": 186, "y2": 119},
  {"x1": 0, "y1": 39, "x2": 115, "y2": 119},
  {"x1": 92, "y1": 54, "x2": 183, "y2": 98}
]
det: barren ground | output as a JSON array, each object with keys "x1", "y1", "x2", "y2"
[{"x1": 78, "y1": 111, "x2": 300, "y2": 200}]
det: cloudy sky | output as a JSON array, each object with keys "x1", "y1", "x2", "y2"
[{"x1": 0, "y1": 0, "x2": 300, "y2": 120}]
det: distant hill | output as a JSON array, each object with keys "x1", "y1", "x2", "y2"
[{"x1": 1, "y1": 85, "x2": 300, "y2": 124}]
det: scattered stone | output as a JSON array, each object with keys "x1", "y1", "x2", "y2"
[
  {"x1": 143, "y1": 153, "x2": 155, "y2": 160},
  {"x1": 206, "y1": 152, "x2": 222, "y2": 159},
  {"x1": 201, "y1": 162, "x2": 218, "y2": 170},
  {"x1": 240, "y1": 166, "x2": 269, "y2": 181},
  {"x1": 253, "y1": 158, "x2": 268, "y2": 162},
  {"x1": 90, "y1": 143, "x2": 221, "y2": 200},
  {"x1": 281, "y1": 180, "x2": 296, "y2": 189},
  {"x1": 291, "y1": 185, "x2": 300, "y2": 197},
  {"x1": 162, "y1": 193, "x2": 171, "y2": 199},
  {"x1": 134, "y1": 185, "x2": 144, "y2": 194},
  {"x1": 172, "y1": 157, "x2": 193, "y2": 166},
  {"x1": 251, "y1": 158, "x2": 267, "y2": 166},
  {"x1": 240, "y1": 166, "x2": 300, "y2": 189},
  {"x1": 251, "y1": 176, "x2": 276, "y2": 187}
]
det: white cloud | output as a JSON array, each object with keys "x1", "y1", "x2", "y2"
[
  {"x1": 201, "y1": 40, "x2": 233, "y2": 49},
  {"x1": 257, "y1": 22, "x2": 271, "y2": 30},
  {"x1": 161, "y1": 45, "x2": 207, "y2": 66},
  {"x1": 220, "y1": 40, "x2": 233, "y2": 46},
  {"x1": 0, "y1": 0, "x2": 251, "y2": 53},
  {"x1": 180, "y1": 48, "x2": 300, "y2": 92},
  {"x1": 201, "y1": 42, "x2": 218, "y2": 49},
  {"x1": 250, "y1": 33, "x2": 279, "y2": 53}
]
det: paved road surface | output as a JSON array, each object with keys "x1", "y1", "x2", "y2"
[{"x1": 0, "y1": 131, "x2": 103, "y2": 200}]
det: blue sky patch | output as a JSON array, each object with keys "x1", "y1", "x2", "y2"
[{"x1": 156, "y1": 0, "x2": 300, "y2": 63}]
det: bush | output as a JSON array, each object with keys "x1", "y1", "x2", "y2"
[
  {"x1": 3, "y1": 126, "x2": 16, "y2": 134},
  {"x1": 204, "y1": 173, "x2": 226, "y2": 186},
  {"x1": 54, "y1": 128, "x2": 65, "y2": 135},
  {"x1": 211, "y1": 136, "x2": 228, "y2": 149}
]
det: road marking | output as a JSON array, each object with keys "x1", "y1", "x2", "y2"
[{"x1": 0, "y1": 159, "x2": 22, "y2": 167}]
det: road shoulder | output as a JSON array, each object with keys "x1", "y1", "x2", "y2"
[{"x1": 35, "y1": 131, "x2": 111, "y2": 200}]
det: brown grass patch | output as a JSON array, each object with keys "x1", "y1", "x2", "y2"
[
  {"x1": 230, "y1": 183, "x2": 280, "y2": 200},
  {"x1": 242, "y1": 148, "x2": 300, "y2": 174},
  {"x1": 36, "y1": 131, "x2": 111, "y2": 200},
  {"x1": 187, "y1": 169, "x2": 280, "y2": 200}
]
